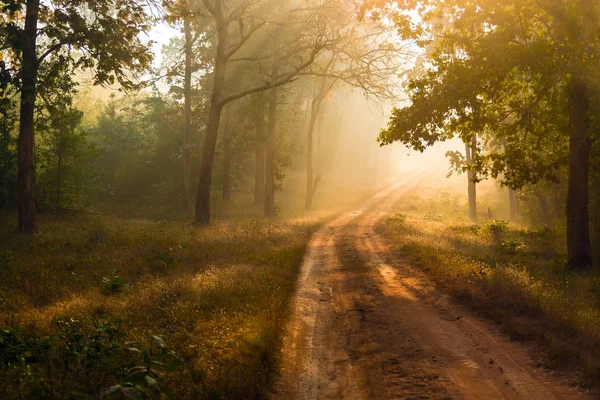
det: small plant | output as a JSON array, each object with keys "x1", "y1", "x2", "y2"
[
  {"x1": 150, "y1": 251, "x2": 176, "y2": 266},
  {"x1": 101, "y1": 335, "x2": 182, "y2": 399},
  {"x1": 501, "y1": 239, "x2": 523, "y2": 254},
  {"x1": 0, "y1": 327, "x2": 54, "y2": 368},
  {"x1": 388, "y1": 213, "x2": 407, "y2": 225},
  {"x1": 470, "y1": 266, "x2": 489, "y2": 280},
  {"x1": 424, "y1": 213, "x2": 444, "y2": 221},
  {"x1": 0, "y1": 251, "x2": 13, "y2": 270},
  {"x1": 450, "y1": 225, "x2": 481, "y2": 235},
  {"x1": 486, "y1": 220, "x2": 510, "y2": 233},
  {"x1": 102, "y1": 270, "x2": 130, "y2": 295}
]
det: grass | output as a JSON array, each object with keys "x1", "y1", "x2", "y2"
[
  {"x1": 0, "y1": 212, "x2": 322, "y2": 399},
  {"x1": 377, "y1": 181, "x2": 600, "y2": 390}
]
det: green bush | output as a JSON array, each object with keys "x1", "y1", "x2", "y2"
[{"x1": 486, "y1": 219, "x2": 510, "y2": 233}]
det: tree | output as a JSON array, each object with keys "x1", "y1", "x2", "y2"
[
  {"x1": 192, "y1": 0, "x2": 333, "y2": 224},
  {"x1": 253, "y1": 95, "x2": 266, "y2": 205},
  {"x1": 35, "y1": 63, "x2": 94, "y2": 212},
  {"x1": 376, "y1": 0, "x2": 600, "y2": 269},
  {"x1": 0, "y1": 61, "x2": 17, "y2": 209},
  {"x1": 297, "y1": 10, "x2": 408, "y2": 211},
  {"x1": 163, "y1": 0, "x2": 208, "y2": 213},
  {"x1": 1, "y1": 0, "x2": 154, "y2": 231},
  {"x1": 303, "y1": 77, "x2": 333, "y2": 211}
]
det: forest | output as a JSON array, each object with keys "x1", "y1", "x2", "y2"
[{"x1": 0, "y1": 0, "x2": 599, "y2": 399}]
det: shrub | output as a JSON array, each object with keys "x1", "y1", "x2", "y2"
[
  {"x1": 486, "y1": 220, "x2": 510, "y2": 233},
  {"x1": 102, "y1": 271, "x2": 131, "y2": 295},
  {"x1": 501, "y1": 239, "x2": 524, "y2": 254}
]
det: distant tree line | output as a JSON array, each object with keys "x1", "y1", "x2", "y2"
[{"x1": 0, "y1": 0, "x2": 405, "y2": 225}]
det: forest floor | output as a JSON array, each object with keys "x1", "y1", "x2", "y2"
[
  {"x1": 0, "y1": 177, "x2": 391, "y2": 399},
  {"x1": 0, "y1": 211, "x2": 323, "y2": 398},
  {"x1": 274, "y1": 175, "x2": 598, "y2": 399}
]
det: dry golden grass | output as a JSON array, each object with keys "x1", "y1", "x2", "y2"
[
  {"x1": 0, "y1": 213, "x2": 322, "y2": 399},
  {"x1": 378, "y1": 182, "x2": 600, "y2": 389}
]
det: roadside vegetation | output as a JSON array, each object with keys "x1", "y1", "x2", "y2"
[
  {"x1": 378, "y1": 178, "x2": 600, "y2": 390},
  {"x1": 0, "y1": 212, "x2": 321, "y2": 398}
]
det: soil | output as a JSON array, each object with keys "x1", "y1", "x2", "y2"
[{"x1": 273, "y1": 177, "x2": 591, "y2": 400}]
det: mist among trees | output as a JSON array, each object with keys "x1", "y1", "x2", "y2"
[{"x1": 1, "y1": 0, "x2": 600, "y2": 398}]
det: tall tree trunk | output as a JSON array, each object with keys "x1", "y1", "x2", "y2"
[
  {"x1": 183, "y1": 11, "x2": 194, "y2": 212},
  {"x1": 194, "y1": 11, "x2": 227, "y2": 225},
  {"x1": 538, "y1": 193, "x2": 551, "y2": 227},
  {"x1": 508, "y1": 189, "x2": 518, "y2": 221},
  {"x1": 503, "y1": 139, "x2": 518, "y2": 221},
  {"x1": 304, "y1": 98, "x2": 321, "y2": 211},
  {"x1": 264, "y1": 1, "x2": 284, "y2": 218},
  {"x1": 592, "y1": 179, "x2": 600, "y2": 269},
  {"x1": 465, "y1": 136, "x2": 477, "y2": 222},
  {"x1": 567, "y1": 80, "x2": 592, "y2": 269},
  {"x1": 56, "y1": 147, "x2": 62, "y2": 213},
  {"x1": 254, "y1": 144, "x2": 265, "y2": 205},
  {"x1": 254, "y1": 102, "x2": 266, "y2": 205},
  {"x1": 222, "y1": 131, "x2": 231, "y2": 202},
  {"x1": 17, "y1": 0, "x2": 39, "y2": 232},
  {"x1": 0, "y1": 111, "x2": 7, "y2": 209},
  {"x1": 264, "y1": 86, "x2": 278, "y2": 218}
]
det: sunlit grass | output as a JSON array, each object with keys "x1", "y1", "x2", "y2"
[
  {"x1": 0, "y1": 212, "x2": 321, "y2": 398},
  {"x1": 378, "y1": 185, "x2": 600, "y2": 388}
]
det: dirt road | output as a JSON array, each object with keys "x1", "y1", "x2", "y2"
[{"x1": 273, "y1": 177, "x2": 588, "y2": 400}]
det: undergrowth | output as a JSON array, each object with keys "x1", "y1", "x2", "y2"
[
  {"x1": 378, "y1": 190, "x2": 600, "y2": 390},
  {"x1": 0, "y1": 213, "x2": 320, "y2": 399}
]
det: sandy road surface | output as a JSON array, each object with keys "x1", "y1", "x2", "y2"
[{"x1": 273, "y1": 176, "x2": 589, "y2": 400}]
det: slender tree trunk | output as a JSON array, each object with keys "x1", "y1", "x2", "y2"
[
  {"x1": 264, "y1": 86, "x2": 278, "y2": 218},
  {"x1": 222, "y1": 131, "x2": 231, "y2": 202},
  {"x1": 316, "y1": 104, "x2": 324, "y2": 174},
  {"x1": 465, "y1": 136, "x2": 477, "y2": 222},
  {"x1": 566, "y1": 80, "x2": 592, "y2": 269},
  {"x1": 264, "y1": 1, "x2": 284, "y2": 218},
  {"x1": 254, "y1": 102, "x2": 266, "y2": 205},
  {"x1": 503, "y1": 139, "x2": 519, "y2": 221},
  {"x1": 538, "y1": 193, "x2": 550, "y2": 227},
  {"x1": 304, "y1": 98, "x2": 320, "y2": 211},
  {"x1": 183, "y1": 12, "x2": 194, "y2": 212},
  {"x1": 0, "y1": 112, "x2": 7, "y2": 209},
  {"x1": 194, "y1": 11, "x2": 227, "y2": 225},
  {"x1": 17, "y1": 0, "x2": 39, "y2": 232},
  {"x1": 56, "y1": 148, "x2": 62, "y2": 213},
  {"x1": 508, "y1": 189, "x2": 518, "y2": 221},
  {"x1": 592, "y1": 179, "x2": 600, "y2": 269},
  {"x1": 254, "y1": 144, "x2": 265, "y2": 205}
]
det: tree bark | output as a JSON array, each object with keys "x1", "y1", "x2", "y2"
[
  {"x1": 566, "y1": 79, "x2": 592, "y2": 269},
  {"x1": 56, "y1": 144, "x2": 62, "y2": 213},
  {"x1": 592, "y1": 179, "x2": 600, "y2": 269},
  {"x1": 254, "y1": 144, "x2": 265, "y2": 205},
  {"x1": 222, "y1": 130, "x2": 231, "y2": 202},
  {"x1": 465, "y1": 136, "x2": 477, "y2": 222},
  {"x1": 183, "y1": 11, "x2": 194, "y2": 212},
  {"x1": 538, "y1": 193, "x2": 550, "y2": 227},
  {"x1": 264, "y1": 1, "x2": 284, "y2": 218},
  {"x1": 17, "y1": 0, "x2": 40, "y2": 232},
  {"x1": 508, "y1": 189, "x2": 518, "y2": 221},
  {"x1": 304, "y1": 98, "x2": 321, "y2": 211},
  {"x1": 194, "y1": 8, "x2": 227, "y2": 225},
  {"x1": 0, "y1": 110, "x2": 8, "y2": 209},
  {"x1": 264, "y1": 85, "x2": 278, "y2": 218},
  {"x1": 254, "y1": 101, "x2": 266, "y2": 205}
]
